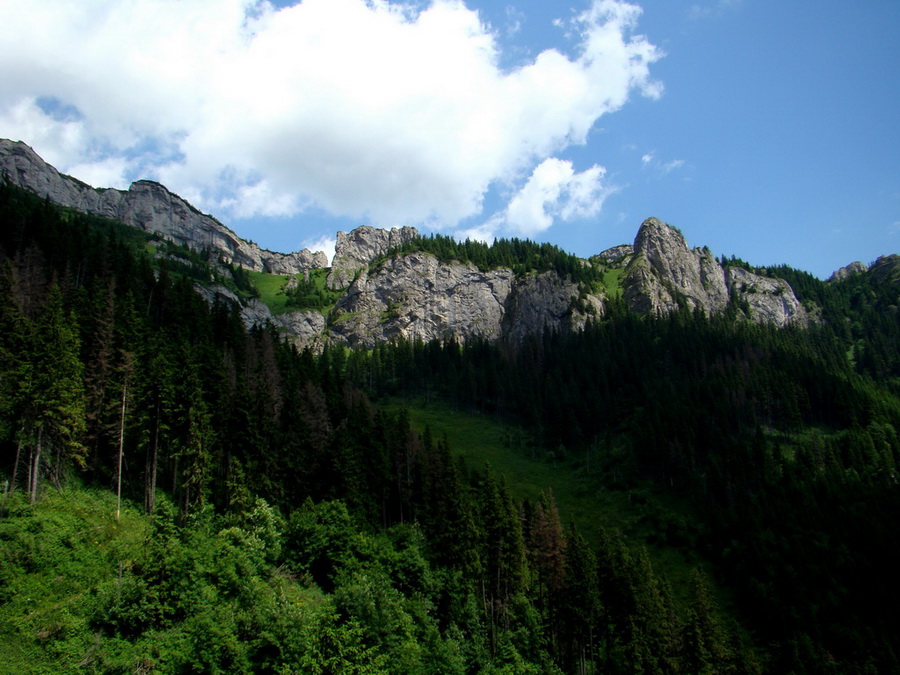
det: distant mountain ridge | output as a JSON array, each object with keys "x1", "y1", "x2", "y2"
[
  {"x1": 0, "y1": 139, "x2": 327, "y2": 274},
  {"x1": 4, "y1": 137, "x2": 879, "y2": 350}
]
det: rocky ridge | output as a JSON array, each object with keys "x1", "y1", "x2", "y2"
[
  {"x1": 619, "y1": 217, "x2": 808, "y2": 327},
  {"x1": 327, "y1": 225, "x2": 420, "y2": 289},
  {"x1": 0, "y1": 139, "x2": 326, "y2": 274},
  {"x1": 325, "y1": 252, "x2": 602, "y2": 349},
  {"x1": 829, "y1": 261, "x2": 868, "y2": 282},
  {"x1": 2, "y1": 138, "x2": 823, "y2": 349}
]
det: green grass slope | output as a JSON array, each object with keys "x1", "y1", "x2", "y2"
[{"x1": 382, "y1": 397, "x2": 709, "y2": 607}]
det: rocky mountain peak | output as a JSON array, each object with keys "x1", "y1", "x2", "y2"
[
  {"x1": 829, "y1": 261, "x2": 868, "y2": 282},
  {"x1": 633, "y1": 217, "x2": 689, "y2": 257},
  {"x1": 0, "y1": 138, "x2": 326, "y2": 275},
  {"x1": 2, "y1": 139, "x2": 823, "y2": 349},
  {"x1": 625, "y1": 217, "x2": 730, "y2": 317},
  {"x1": 328, "y1": 225, "x2": 419, "y2": 289}
]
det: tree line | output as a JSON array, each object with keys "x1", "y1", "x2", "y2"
[
  {"x1": 1, "y1": 179, "x2": 898, "y2": 672},
  {"x1": 0, "y1": 181, "x2": 758, "y2": 672}
]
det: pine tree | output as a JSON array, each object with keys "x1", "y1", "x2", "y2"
[{"x1": 22, "y1": 286, "x2": 86, "y2": 502}]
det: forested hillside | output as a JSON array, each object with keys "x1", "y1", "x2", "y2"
[{"x1": 1, "y1": 180, "x2": 898, "y2": 673}]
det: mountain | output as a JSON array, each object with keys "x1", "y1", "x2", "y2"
[
  {"x1": 2, "y1": 140, "x2": 900, "y2": 674},
  {"x1": 1, "y1": 139, "x2": 816, "y2": 351},
  {"x1": 0, "y1": 139, "x2": 327, "y2": 275}
]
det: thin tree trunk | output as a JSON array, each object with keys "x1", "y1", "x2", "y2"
[
  {"x1": 116, "y1": 381, "x2": 127, "y2": 521},
  {"x1": 30, "y1": 425, "x2": 43, "y2": 504},
  {"x1": 146, "y1": 401, "x2": 160, "y2": 515},
  {"x1": 26, "y1": 449, "x2": 33, "y2": 503},
  {"x1": 10, "y1": 429, "x2": 24, "y2": 492}
]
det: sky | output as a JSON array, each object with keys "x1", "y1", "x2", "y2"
[{"x1": 1, "y1": 0, "x2": 898, "y2": 278}]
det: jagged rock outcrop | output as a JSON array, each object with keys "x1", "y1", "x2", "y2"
[
  {"x1": 593, "y1": 244, "x2": 633, "y2": 264},
  {"x1": 623, "y1": 218, "x2": 729, "y2": 316},
  {"x1": 198, "y1": 285, "x2": 327, "y2": 350},
  {"x1": 327, "y1": 225, "x2": 419, "y2": 289},
  {"x1": 829, "y1": 261, "x2": 868, "y2": 282},
  {"x1": 3, "y1": 140, "x2": 822, "y2": 348},
  {"x1": 618, "y1": 217, "x2": 807, "y2": 327},
  {"x1": 727, "y1": 268, "x2": 807, "y2": 327},
  {"x1": 328, "y1": 252, "x2": 514, "y2": 348},
  {"x1": 866, "y1": 255, "x2": 900, "y2": 285},
  {"x1": 193, "y1": 283, "x2": 242, "y2": 309},
  {"x1": 503, "y1": 272, "x2": 603, "y2": 341},
  {"x1": 0, "y1": 139, "x2": 326, "y2": 274},
  {"x1": 326, "y1": 252, "x2": 603, "y2": 348},
  {"x1": 274, "y1": 310, "x2": 328, "y2": 350}
]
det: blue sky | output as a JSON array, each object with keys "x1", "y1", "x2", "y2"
[{"x1": 1, "y1": 0, "x2": 897, "y2": 278}]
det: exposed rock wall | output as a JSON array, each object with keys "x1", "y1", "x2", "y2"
[
  {"x1": 624, "y1": 217, "x2": 729, "y2": 316},
  {"x1": 727, "y1": 268, "x2": 807, "y2": 327},
  {"x1": 0, "y1": 139, "x2": 326, "y2": 274},
  {"x1": 620, "y1": 217, "x2": 807, "y2": 327},
  {"x1": 325, "y1": 252, "x2": 604, "y2": 348},
  {"x1": 829, "y1": 261, "x2": 868, "y2": 282},
  {"x1": 3, "y1": 139, "x2": 819, "y2": 349},
  {"x1": 328, "y1": 252, "x2": 514, "y2": 348},
  {"x1": 327, "y1": 225, "x2": 419, "y2": 289},
  {"x1": 593, "y1": 244, "x2": 633, "y2": 264}
]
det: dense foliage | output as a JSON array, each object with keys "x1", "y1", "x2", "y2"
[
  {"x1": 1, "y1": 180, "x2": 898, "y2": 673},
  {"x1": 350, "y1": 289, "x2": 900, "y2": 672}
]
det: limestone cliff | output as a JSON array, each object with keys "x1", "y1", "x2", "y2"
[
  {"x1": 726, "y1": 268, "x2": 807, "y2": 327},
  {"x1": 3, "y1": 139, "x2": 820, "y2": 349},
  {"x1": 829, "y1": 261, "x2": 868, "y2": 282},
  {"x1": 623, "y1": 218, "x2": 729, "y2": 316},
  {"x1": 618, "y1": 218, "x2": 807, "y2": 327},
  {"x1": 0, "y1": 139, "x2": 326, "y2": 274},
  {"x1": 325, "y1": 252, "x2": 601, "y2": 348},
  {"x1": 327, "y1": 225, "x2": 420, "y2": 289}
]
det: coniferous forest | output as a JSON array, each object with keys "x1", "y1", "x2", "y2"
[{"x1": 1, "y1": 180, "x2": 899, "y2": 673}]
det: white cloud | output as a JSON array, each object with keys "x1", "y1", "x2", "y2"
[
  {"x1": 503, "y1": 158, "x2": 612, "y2": 237},
  {"x1": 640, "y1": 151, "x2": 685, "y2": 175},
  {"x1": 66, "y1": 157, "x2": 131, "y2": 191},
  {"x1": 0, "y1": 0, "x2": 661, "y2": 232},
  {"x1": 456, "y1": 221, "x2": 498, "y2": 244},
  {"x1": 661, "y1": 158, "x2": 685, "y2": 173}
]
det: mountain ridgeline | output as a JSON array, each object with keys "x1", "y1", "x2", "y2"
[
  {"x1": 1, "y1": 138, "x2": 815, "y2": 351},
  {"x1": 1, "y1": 140, "x2": 899, "y2": 673}
]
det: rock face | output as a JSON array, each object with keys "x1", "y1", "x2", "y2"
[
  {"x1": 329, "y1": 253, "x2": 513, "y2": 347},
  {"x1": 593, "y1": 245, "x2": 633, "y2": 264},
  {"x1": 619, "y1": 217, "x2": 808, "y2": 327},
  {"x1": 504, "y1": 272, "x2": 602, "y2": 342},
  {"x1": 829, "y1": 261, "x2": 868, "y2": 282},
  {"x1": 867, "y1": 255, "x2": 900, "y2": 285},
  {"x1": 0, "y1": 139, "x2": 326, "y2": 274},
  {"x1": 327, "y1": 225, "x2": 419, "y2": 289},
  {"x1": 323, "y1": 252, "x2": 604, "y2": 348},
  {"x1": 726, "y1": 268, "x2": 807, "y2": 327},
  {"x1": 3, "y1": 139, "x2": 821, "y2": 349},
  {"x1": 623, "y1": 218, "x2": 729, "y2": 316}
]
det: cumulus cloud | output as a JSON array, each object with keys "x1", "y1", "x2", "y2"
[
  {"x1": 456, "y1": 221, "x2": 499, "y2": 244},
  {"x1": 503, "y1": 158, "x2": 612, "y2": 237},
  {"x1": 0, "y1": 0, "x2": 661, "y2": 232}
]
